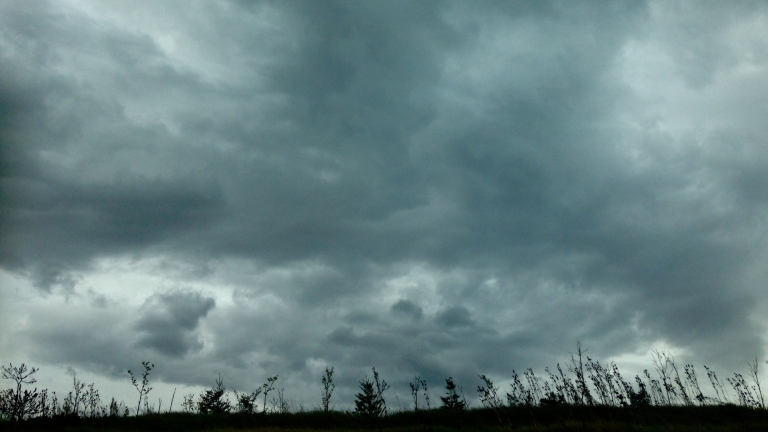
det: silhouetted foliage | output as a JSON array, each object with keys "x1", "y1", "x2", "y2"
[
  {"x1": 260, "y1": 376, "x2": 278, "y2": 414},
  {"x1": 233, "y1": 388, "x2": 261, "y2": 414},
  {"x1": 440, "y1": 377, "x2": 466, "y2": 411},
  {"x1": 0, "y1": 363, "x2": 42, "y2": 421},
  {"x1": 320, "y1": 367, "x2": 335, "y2": 413},
  {"x1": 628, "y1": 379, "x2": 652, "y2": 407},
  {"x1": 198, "y1": 375, "x2": 231, "y2": 414},
  {"x1": 127, "y1": 361, "x2": 153, "y2": 416},
  {"x1": 9, "y1": 342, "x2": 768, "y2": 432},
  {"x1": 354, "y1": 368, "x2": 389, "y2": 419},
  {"x1": 181, "y1": 394, "x2": 197, "y2": 414}
]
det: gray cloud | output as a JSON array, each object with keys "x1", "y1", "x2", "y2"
[
  {"x1": 136, "y1": 291, "x2": 215, "y2": 358},
  {"x1": 435, "y1": 306, "x2": 474, "y2": 328},
  {"x1": 391, "y1": 299, "x2": 424, "y2": 321},
  {"x1": 2, "y1": 0, "x2": 768, "y2": 407}
]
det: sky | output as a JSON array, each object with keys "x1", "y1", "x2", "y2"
[{"x1": 2, "y1": 0, "x2": 768, "y2": 411}]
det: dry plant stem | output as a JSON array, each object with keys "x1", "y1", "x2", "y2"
[
  {"x1": 705, "y1": 365, "x2": 731, "y2": 404},
  {"x1": 63, "y1": 375, "x2": 86, "y2": 416},
  {"x1": 477, "y1": 374, "x2": 505, "y2": 425},
  {"x1": 748, "y1": 357, "x2": 765, "y2": 408},
  {"x1": 128, "y1": 361, "x2": 154, "y2": 416},
  {"x1": 168, "y1": 388, "x2": 176, "y2": 413},
  {"x1": 666, "y1": 354, "x2": 692, "y2": 406},
  {"x1": 410, "y1": 376, "x2": 420, "y2": 411},
  {"x1": 421, "y1": 378, "x2": 430, "y2": 411},
  {"x1": 270, "y1": 388, "x2": 290, "y2": 413},
  {"x1": 652, "y1": 350, "x2": 681, "y2": 405},
  {"x1": 373, "y1": 367, "x2": 390, "y2": 415},
  {"x1": 261, "y1": 376, "x2": 278, "y2": 414},
  {"x1": 568, "y1": 341, "x2": 595, "y2": 406},
  {"x1": 683, "y1": 365, "x2": 705, "y2": 405}
]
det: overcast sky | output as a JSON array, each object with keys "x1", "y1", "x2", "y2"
[{"x1": 2, "y1": 0, "x2": 768, "y2": 410}]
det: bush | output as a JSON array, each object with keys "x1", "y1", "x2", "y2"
[
  {"x1": 0, "y1": 363, "x2": 42, "y2": 422},
  {"x1": 198, "y1": 375, "x2": 231, "y2": 414}
]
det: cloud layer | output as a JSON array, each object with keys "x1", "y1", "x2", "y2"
[{"x1": 2, "y1": 0, "x2": 768, "y2": 407}]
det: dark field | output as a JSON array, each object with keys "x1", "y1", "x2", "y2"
[{"x1": 4, "y1": 406, "x2": 768, "y2": 432}]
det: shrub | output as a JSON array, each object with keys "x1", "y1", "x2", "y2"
[
  {"x1": 354, "y1": 368, "x2": 389, "y2": 419},
  {"x1": 0, "y1": 363, "x2": 42, "y2": 421},
  {"x1": 198, "y1": 374, "x2": 231, "y2": 414},
  {"x1": 539, "y1": 391, "x2": 567, "y2": 407},
  {"x1": 628, "y1": 380, "x2": 651, "y2": 407},
  {"x1": 233, "y1": 388, "x2": 261, "y2": 414}
]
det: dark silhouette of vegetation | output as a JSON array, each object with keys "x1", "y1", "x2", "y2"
[
  {"x1": 127, "y1": 361, "x2": 153, "y2": 416},
  {"x1": 354, "y1": 368, "x2": 389, "y2": 420},
  {"x1": 233, "y1": 387, "x2": 261, "y2": 414},
  {"x1": 410, "y1": 376, "x2": 434, "y2": 429},
  {"x1": 198, "y1": 374, "x2": 231, "y2": 414},
  {"x1": 181, "y1": 393, "x2": 197, "y2": 414},
  {"x1": 0, "y1": 364, "x2": 42, "y2": 422},
  {"x1": 8, "y1": 343, "x2": 768, "y2": 431},
  {"x1": 440, "y1": 377, "x2": 466, "y2": 411},
  {"x1": 409, "y1": 376, "x2": 420, "y2": 412},
  {"x1": 320, "y1": 367, "x2": 334, "y2": 413},
  {"x1": 270, "y1": 388, "x2": 291, "y2": 414},
  {"x1": 260, "y1": 376, "x2": 278, "y2": 414},
  {"x1": 476, "y1": 374, "x2": 506, "y2": 425}
]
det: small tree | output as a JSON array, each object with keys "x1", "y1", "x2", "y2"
[
  {"x1": 198, "y1": 374, "x2": 232, "y2": 414},
  {"x1": 321, "y1": 366, "x2": 335, "y2": 413},
  {"x1": 354, "y1": 368, "x2": 389, "y2": 419},
  {"x1": 0, "y1": 363, "x2": 42, "y2": 421},
  {"x1": 128, "y1": 361, "x2": 153, "y2": 416},
  {"x1": 440, "y1": 377, "x2": 466, "y2": 410},
  {"x1": 355, "y1": 377, "x2": 384, "y2": 419}
]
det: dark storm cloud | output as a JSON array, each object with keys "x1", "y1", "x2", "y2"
[
  {"x1": 391, "y1": 299, "x2": 424, "y2": 321},
  {"x1": 435, "y1": 306, "x2": 474, "y2": 328},
  {"x1": 136, "y1": 291, "x2": 215, "y2": 358},
  {"x1": 2, "y1": 0, "x2": 768, "y2": 405},
  {"x1": 0, "y1": 1, "x2": 226, "y2": 288}
]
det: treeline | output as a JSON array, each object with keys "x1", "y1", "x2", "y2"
[{"x1": 2, "y1": 343, "x2": 768, "y2": 424}]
